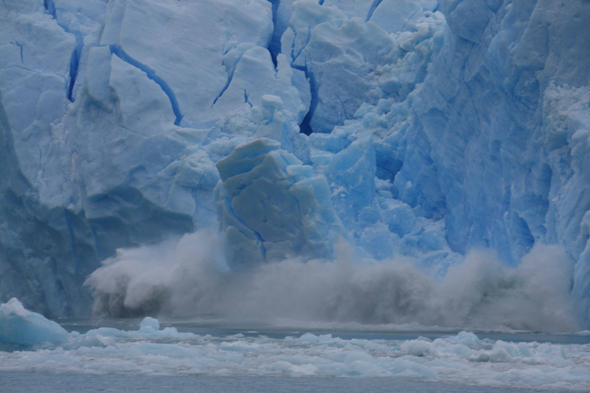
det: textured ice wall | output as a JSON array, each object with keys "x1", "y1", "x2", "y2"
[
  {"x1": 0, "y1": 0, "x2": 306, "y2": 317},
  {"x1": 388, "y1": 0, "x2": 590, "y2": 323},
  {"x1": 215, "y1": 137, "x2": 343, "y2": 267},
  {"x1": 280, "y1": 0, "x2": 590, "y2": 323},
  {"x1": 1, "y1": 0, "x2": 590, "y2": 326}
]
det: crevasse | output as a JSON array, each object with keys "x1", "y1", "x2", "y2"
[{"x1": 0, "y1": 0, "x2": 589, "y2": 328}]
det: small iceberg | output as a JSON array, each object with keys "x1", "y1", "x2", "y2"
[{"x1": 0, "y1": 298, "x2": 68, "y2": 346}]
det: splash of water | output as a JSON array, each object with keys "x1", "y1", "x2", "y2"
[{"x1": 86, "y1": 230, "x2": 579, "y2": 332}]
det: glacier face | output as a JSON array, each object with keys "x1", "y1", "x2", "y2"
[
  {"x1": 215, "y1": 137, "x2": 344, "y2": 267},
  {"x1": 1, "y1": 0, "x2": 590, "y2": 327}
]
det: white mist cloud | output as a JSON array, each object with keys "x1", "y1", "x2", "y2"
[{"x1": 86, "y1": 230, "x2": 579, "y2": 332}]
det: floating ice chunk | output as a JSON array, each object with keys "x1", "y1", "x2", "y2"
[
  {"x1": 400, "y1": 339, "x2": 431, "y2": 357},
  {"x1": 292, "y1": 333, "x2": 335, "y2": 344},
  {"x1": 215, "y1": 138, "x2": 344, "y2": 268},
  {"x1": 139, "y1": 317, "x2": 160, "y2": 332},
  {"x1": 0, "y1": 298, "x2": 68, "y2": 346},
  {"x1": 452, "y1": 331, "x2": 480, "y2": 345}
]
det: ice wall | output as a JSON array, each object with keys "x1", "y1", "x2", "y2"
[
  {"x1": 215, "y1": 137, "x2": 343, "y2": 267},
  {"x1": 0, "y1": 0, "x2": 306, "y2": 317},
  {"x1": 393, "y1": 0, "x2": 590, "y2": 322},
  {"x1": 1, "y1": 0, "x2": 590, "y2": 327}
]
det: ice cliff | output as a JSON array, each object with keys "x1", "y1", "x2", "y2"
[
  {"x1": 1, "y1": 0, "x2": 590, "y2": 327},
  {"x1": 215, "y1": 137, "x2": 343, "y2": 267}
]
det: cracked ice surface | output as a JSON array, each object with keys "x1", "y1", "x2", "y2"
[
  {"x1": 100, "y1": 0, "x2": 275, "y2": 127},
  {"x1": 1, "y1": 0, "x2": 590, "y2": 333},
  {"x1": 214, "y1": 137, "x2": 343, "y2": 267},
  {"x1": 0, "y1": 0, "x2": 307, "y2": 317}
]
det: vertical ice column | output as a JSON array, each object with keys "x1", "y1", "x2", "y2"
[{"x1": 214, "y1": 138, "x2": 344, "y2": 269}]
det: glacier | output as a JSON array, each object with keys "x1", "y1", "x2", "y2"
[
  {"x1": 0, "y1": 0, "x2": 590, "y2": 330},
  {"x1": 215, "y1": 137, "x2": 343, "y2": 267}
]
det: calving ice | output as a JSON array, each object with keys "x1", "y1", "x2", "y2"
[
  {"x1": 1, "y1": 0, "x2": 590, "y2": 333},
  {"x1": 3, "y1": 0, "x2": 590, "y2": 391}
]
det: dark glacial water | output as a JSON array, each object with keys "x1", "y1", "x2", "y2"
[{"x1": 1, "y1": 372, "x2": 552, "y2": 393}]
